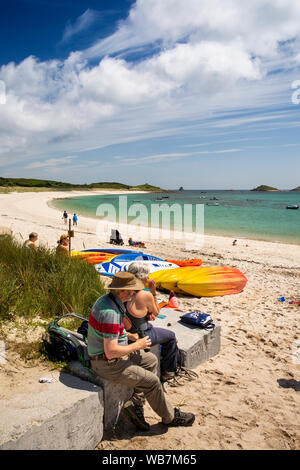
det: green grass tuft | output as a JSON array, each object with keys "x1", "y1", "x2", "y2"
[{"x1": 0, "y1": 235, "x2": 105, "y2": 323}]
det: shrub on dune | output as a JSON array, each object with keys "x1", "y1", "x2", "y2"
[{"x1": 0, "y1": 235, "x2": 105, "y2": 322}]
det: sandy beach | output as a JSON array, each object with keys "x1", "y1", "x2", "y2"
[{"x1": 0, "y1": 190, "x2": 299, "y2": 450}]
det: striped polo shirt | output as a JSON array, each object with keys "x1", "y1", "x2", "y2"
[{"x1": 88, "y1": 293, "x2": 128, "y2": 357}]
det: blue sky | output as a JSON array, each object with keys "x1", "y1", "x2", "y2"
[{"x1": 1, "y1": 0, "x2": 300, "y2": 189}]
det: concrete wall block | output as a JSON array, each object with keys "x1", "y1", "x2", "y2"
[
  {"x1": 1, "y1": 393, "x2": 103, "y2": 450},
  {"x1": 0, "y1": 372, "x2": 104, "y2": 450},
  {"x1": 68, "y1": 360, "x2": 133, "y2": 431},
  {"x1": 182, "y1": 325, "x2": 221, "y2": 368},
  {"x1": 150, "y1": 310, "x2": 221, "y2": 370}
]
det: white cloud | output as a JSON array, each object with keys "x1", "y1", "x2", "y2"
[
  {"x1": 101, "y1": 148, "x2": 242, "y2": 168},
  {"x1": 1, "y1": 0, "x2": 300, "y2": 173},
  {"x1": 85, "y1": 0, "x2": 300, "y2": 59},
  {"x1": 62, "y1": 9, "x2": 98, "y2": 43},
  {"x1": 25, "y1": 155, "x2": 79, "y2": 169}
]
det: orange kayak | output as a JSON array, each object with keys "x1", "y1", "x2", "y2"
[
  {"x1": 81, "y1": 254, "x2": 114, "y2": 264},
  {"x1": 165, "y1": 259, "x2": 202, "y2": 267}
]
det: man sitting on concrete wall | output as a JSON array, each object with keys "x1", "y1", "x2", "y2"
[{"x1": 87, "y1": 271, "x2": 195, "y2": 431}]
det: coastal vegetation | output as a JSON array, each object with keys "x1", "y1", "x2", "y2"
[
  {"x1": 0, "y1": 177, "x2": 164, "y2": 192},
  {"x1": 0, "y1": 235, "x2": 105, "y2": 323},
  {"x1": 252, "y1": 185, "x2": 300, "y2": 191}
]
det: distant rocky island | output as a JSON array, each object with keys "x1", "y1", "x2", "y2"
[
  {"x1": 252, "y1": 185, "x2": 300, "y2": 192},
  {"x1": 251, "y1": 185, "x2": 279, "y2": 191}
]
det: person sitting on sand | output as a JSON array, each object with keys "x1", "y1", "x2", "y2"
[
  {"x1": 128, "y1": 238, "x2": 146, "y2": 248},
  {"x1": 126, "y1": 262, "x2": 182, "y2": 385},
  {"x1": 232, "y1": 239, "x2": 237, "y2": 246},
  {"x1": 56, "y1": 234, "x2": 70, "y2": 255},
  {"x1": 24, "y1": 232, "x2": 38, "y2": 251}
]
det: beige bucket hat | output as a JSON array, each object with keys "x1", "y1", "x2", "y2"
[{"x1": 107, "y1": 271, "x2": 145, "y2": 291}]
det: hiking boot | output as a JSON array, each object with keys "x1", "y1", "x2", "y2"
[
  {"x1": 123, "y1": 401, "x2": 150, "y2": 431},
  {"x1": 166, "y1": 407, "x2": 195, "y2": 427},
  {"x1": 161, "y1": 370, "x2": 176, "y2": 382}
]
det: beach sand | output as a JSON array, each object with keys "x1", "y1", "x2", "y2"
[{"x1": 0, "y1": 190, "x2": 299, "y2": 450}]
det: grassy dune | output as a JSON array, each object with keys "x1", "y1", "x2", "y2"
[
  {"x1": 0, "y1": 177, "x2": 164, "y2": 192},
  {"x1": 0, "y1": 235, "x2": 105, "y2": 322}
]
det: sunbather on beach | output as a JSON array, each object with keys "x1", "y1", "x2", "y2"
[
  {"x1": 128, "y1": 238, "x2": 146, "y2": 248},
  {"x1": 56, "y1": 234, "x2": 70, "y2": 255},
  {"x1": 87, "y1": 271, "x2": 195, "y2": 431},
  {"x1": 23, "y1": 232, "x2": 38, "y2": 251},
  {"x1": 126, "y1": 262, "x2": 180, "y2": 384}
]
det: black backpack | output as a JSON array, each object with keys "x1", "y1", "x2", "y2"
[{"x1": 43, "y1": 313, "x2": 90, "y2": 367}]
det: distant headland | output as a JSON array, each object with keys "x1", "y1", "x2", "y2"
[
  {"x1": 251, "y1": 185, "x2": 300, "y2": 192},
  {"x1": 0, "y1": 177, "x2": 167, "y2": 193}
]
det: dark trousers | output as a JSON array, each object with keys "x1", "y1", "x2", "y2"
[{"x1": 145, "y1": 325, "x2": 178, "y2": 373}]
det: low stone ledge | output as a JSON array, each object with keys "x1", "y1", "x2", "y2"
[
  {"x1": 68, "y1": 360, "x2": 133, "y2": 431},
  {"x1": 1, "y1": 311, "x2": 221, "y2": 448},
  {"x1": 0, "y1": 371, "x2": 103, "y2": 450},
  {"x1": 150, "y1": 308, "x2": 221, "y2": 369}
]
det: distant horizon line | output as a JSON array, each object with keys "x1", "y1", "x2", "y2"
[{"x1": 0, "y1": 176, "x2": 299, "y2": 192}]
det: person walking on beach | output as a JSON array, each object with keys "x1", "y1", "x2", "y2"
[
  {"x1": 72, "y1": 213, "x2": 78, "y2": 226},
  {"x1": 87, "y1": 271, "x2": 195, "y2": 431},
  {"x1": 23, "y1": 232, "x2": 38, "y2": 251},
  {"x1": 62, "y1": 210, "x2": 68, "y2": 225},
  {"x1": 56, "y1": 234, "x2": 70, "y2": 255}
]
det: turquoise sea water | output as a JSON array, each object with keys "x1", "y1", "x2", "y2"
[{"x1": 52, "y1": 190, "x2": 300, "y2": 245}]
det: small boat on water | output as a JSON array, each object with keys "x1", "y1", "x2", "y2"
[{"x1": 286, "y1": 205, "x2": 299, "y2": 210}]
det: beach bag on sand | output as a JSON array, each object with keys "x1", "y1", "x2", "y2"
[
  {"x1": 180, "y1": 311, "x2": 215, "y2": 330},
  {"x1": 42, "y1": 313, "x2": 90, "y2": 367}
]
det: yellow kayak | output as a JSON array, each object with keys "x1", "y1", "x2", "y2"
[
  {"x1": 149, "y1": 266, "x2": 247, "y2": 297},
  {"x1": 149, "y1": 266, "x2": 199, "y2": 294}
]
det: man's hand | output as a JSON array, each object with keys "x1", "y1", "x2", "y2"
[
  {"x1": 136, "y1": 335, "x2": 152, "y2": 350},
  {"x1": 127, "y1": 332, "x2": 139, "y2": 342}
]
